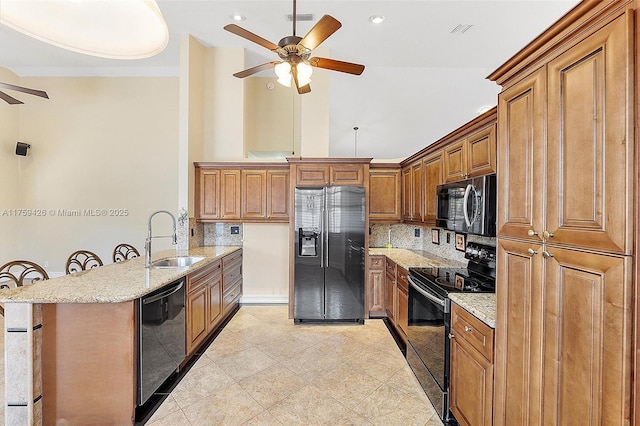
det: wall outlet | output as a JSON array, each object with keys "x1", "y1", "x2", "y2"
[
  {"x1": 230, "y1": 226, "x2": 240, "y2": 235},
  {"x1": 414, "y1": 228, "x2": 420, "y2": 237}
]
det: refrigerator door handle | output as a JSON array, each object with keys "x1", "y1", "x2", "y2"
[{"x1": 323, "y1": 188, "x2": 329, "y2": 268}]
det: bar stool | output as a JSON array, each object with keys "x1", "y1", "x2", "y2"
[
  {"x1": 65, "y1": 250, "x2": 103, "y2": 274},
  {"x1": 0, "y1": 260, "x2": 49, "y2": 315},
  {"x1": 112, "y1": 243, "x2": 140, "y2": 263}
]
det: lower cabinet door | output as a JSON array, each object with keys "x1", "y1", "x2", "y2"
[
  {"x1": 396, "y1": 286, "x2": 408, "y2": 339},
  {"x1": 186, "y1": 285, "x2": 208, "y2": 354},
  {"x1": 207, "y1": 279, "x2": 222, "y2": 331},
  {"x1": 450, "y1": 334, "x2": 494, "y2": 426},
  {"x1": 367, "y1": 269, "x2": 385, "y2": 316}
]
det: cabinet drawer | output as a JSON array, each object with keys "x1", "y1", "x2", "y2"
[
  {"x1": 385, "y1": 258, "x2": 397, "y2": 275},
  {"x1": 223, "y1": 280, "x2": 242, "y2": 313},
  {"x1": 187, "y1": 260, "x2": 221, "y2": 293},
  {"x1": 369, "y1": 255, "x2": 385, "y2": 270},
  {"x1": 451, "y1": 303, "x2": 494, "y2": 360},
  {"x1": 222, "y1": 249, "x2": 242, "y2": 270},
  {"x1": 223, "y1": 265, "x2": 242, "y2": 291},
  {"x1": 397, "y1": 266, "x2": 409, "y2": 293}
]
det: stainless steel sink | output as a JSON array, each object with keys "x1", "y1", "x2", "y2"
[{"x1": 151, "y1": 256, "x2": 205, "y2": 269}]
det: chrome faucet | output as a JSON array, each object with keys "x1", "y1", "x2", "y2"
[{"x1": 145, "y1": 210, "x2": 177, "y2": 267}]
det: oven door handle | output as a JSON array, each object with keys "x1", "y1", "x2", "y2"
[{"x1": 408, "y1": 276, "x2": 446, "y2": 309}]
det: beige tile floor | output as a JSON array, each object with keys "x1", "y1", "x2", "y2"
[{"x1": 147, "y1": 305, "x2": 444, "y2": 426}]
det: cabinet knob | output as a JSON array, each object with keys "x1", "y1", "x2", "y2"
[
  {"x1": 542, "y1": 251, "x2": 554, "y2": 259},
  {"x1": 464, "y1": 326, "x2": 472, "y2": 333},
  {"x1": 527, "y1": 229, "x2": 538, "y2": 237},
  {"x1": 543, "y1": 230, "x2": 554, "y2": 239},
  {"x1": 448, "y1": 333, "x2": 456, "y2": 339},
  {"x1": 527, "y1": 248, "x2": 538, "y2": 256}
]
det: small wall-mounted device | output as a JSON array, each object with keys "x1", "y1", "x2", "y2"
[
  {"x1": 15, "y1": 141, "x2": 30, "y2": 156},
  {"x1": 230, "y1": 226, "x2": 240, "y2": 235}
]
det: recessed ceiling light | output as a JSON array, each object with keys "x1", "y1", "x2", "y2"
[
  {"x1": 478, "y1": 105, "x2": 494, "y2": 114},
  {"x1": 369, "y1": 15, "x2": 385, "y2": 24},
  {"x1": 232, "y1": 14, "x2": 246, "y2": 21}
]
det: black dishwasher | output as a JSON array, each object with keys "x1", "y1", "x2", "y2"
[{"x1": 137, "y1": 278, "x2": 186, "y2": 406}]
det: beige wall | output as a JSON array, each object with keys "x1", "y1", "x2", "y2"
[
  {"x1": 203, "y1": 47, "x2": 245, "y2": 160},
  {"x1": 0, "y1": 73, "x2": 179, "y2": 273},
  {"x1": 0, "y1": 68, "x2": 22, "y2": 263}
]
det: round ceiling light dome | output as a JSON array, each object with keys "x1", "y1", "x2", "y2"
[
  {"x1": 369, "y1": 15, "x2": 385, "y2": 24},
  {"x1": 0, "y1": 0, "x2": 169, "y2": 60}
]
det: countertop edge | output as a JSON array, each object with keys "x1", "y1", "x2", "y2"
[
  {"x1": 0, "y1": 246, "x2": 242, "y2": 304},
  {"x1": 449, "y1": 294, "x2": 496, "y2": 328}
]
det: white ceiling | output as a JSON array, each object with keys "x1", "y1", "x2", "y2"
[{"x1": 0, "y1": 0, "x2": 580, "y2": 159}]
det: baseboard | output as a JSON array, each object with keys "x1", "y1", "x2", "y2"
[{"x1": 240, "y1": 295, "x2": 288, "y2": 304}]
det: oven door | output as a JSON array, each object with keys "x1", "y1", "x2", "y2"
[{"x1": 406, "y1": 275, "x2": 452, "y2": 421}]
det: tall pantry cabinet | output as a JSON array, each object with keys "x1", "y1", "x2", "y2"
[{"x1": 488, "y1": 1, "x2": 637, "y2": 425}]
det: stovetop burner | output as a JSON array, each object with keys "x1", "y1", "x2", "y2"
[{"x1": 409, "y1": 242, "x2": 496, "y2": 296}]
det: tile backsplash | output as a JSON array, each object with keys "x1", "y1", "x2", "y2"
[
  {"x1": 203, "y1": 223, "x2": 243, "y2": 246},
  {"x1": 370, "y1": 223, "x2": 495, "y2": 263}
]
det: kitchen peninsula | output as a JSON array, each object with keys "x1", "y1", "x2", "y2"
[{"x1": 0, "y1": 246, "x2": 242, "y2": 425}]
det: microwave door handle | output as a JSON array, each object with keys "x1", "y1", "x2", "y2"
[{"x1": 463, "y1": 184, "x2": 473, "y2": 227}]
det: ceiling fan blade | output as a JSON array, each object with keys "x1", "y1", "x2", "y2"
[
  {"x1": 0, "y1": 90, "x2": 24, "y2": 104},
  {"x1": 290, "y1": 65, "x2": 311, "y2": 95},
  {"x1": 309, "y1": 57, "x2": 365, "y2": 75},
  {"x1": 233, "y1": 62, "x2": 278, "y2": 78},
  {"x1": 299, "y1": 15, "x2": 341, "y2": 51},
  {"x1": 0, "y1": 82, "x2": 49, "y2": 99},
  {"x1": 224, "y1": 24, "x2": 280, "y2": 51}
]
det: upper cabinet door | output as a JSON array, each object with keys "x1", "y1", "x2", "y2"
[
  {"x1": 241, "y1": 170, "x2": 267, "y2": 219},
  {"x1": 443, "y1": 139, "x2": 467, "y2": 183},
  {"x1": 497, "y1": 69, "x2": 546, "y2": 242},
  {"x1": 219, "y1": 169, "x2": 241, "y2": 220},
  {"x1": 369, "y1": 168, "x2": 401, "y2": 221},
  {"x1": 423, "y1": 151, "x2": 443, "y2": 225},
  {"x1": 295, "y1": 164, "x2": 330, "y2": 186},
  {"x1": 330, "y1": 164, "x2": 365, "y2": 185},
  {"x1": 466, "y1": 124, "x2": 496, "y2": 178},
  {"x1": 546, "y1": 14, "x2": 632, "y2": 254},
  {"x1": 196, "y1": 168, "x2": 220, "y2": 220},
  {"x1": 266, "y1": 169, "x2": 290, "y2": 221},
  {"x1": 411, "y1": 161, "x2": 424, "y2": 222}
]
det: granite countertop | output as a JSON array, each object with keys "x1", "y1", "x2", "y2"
[
  {"x1": 368, "y1": 247, "x2": 467, "y2": 270},
  {"x1": 449, "y1": 293, "x2": 496, "y2": 328},
  {"x1": 369, "y1": 247, "x2": 496, "y2": 328},
  {"x1": 0, "y1": 246, "x2": 241, "y2": 304}
]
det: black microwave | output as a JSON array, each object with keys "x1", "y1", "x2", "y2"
[{"x1": 435, "y1": 174, "x2": 497, "y2": 237}]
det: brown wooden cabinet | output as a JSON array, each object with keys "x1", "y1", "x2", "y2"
[
  {"x1": 290, "y1": 159, "x2": 369, "y2": 187},
  {"x1": 186, "y1": 260, "x2": 222, "y2": 355},
  {"x1": 195, "y1": 163, "x2": 289, "y2": 223},
  {"x1": 222, "y1": 249, "x2": 243, "y2": 316},
  {"x1": 369, "y1": 166, "x2": 401, "y2": 222},
  {"x1": 443, "y1": 124, "x2": 496, "y2": 183},
  {"x1": 396, "y1": 266, "x2": 408, "y2": 339},
  {"x1": 383, "y1": 257, "x2": 407, "y2": 342},
  {"x1": 450, "y1": 303, "x2": 494, "y2": 426},
  {"x1": 385, "y1": 258, "x2": 396, "y2": 322},
  {"x1": 401, "y1": 160, "x2": 424, "y2": 223},
  {"x1": 367, "y1": 255, "x2": 386, "y2": 317},
  {"x1": 423, "y1": 151, "x2": 443, "y2": 225},
  {"x1": 490, "y1": 6, "x2": 635, "y2": 425}
]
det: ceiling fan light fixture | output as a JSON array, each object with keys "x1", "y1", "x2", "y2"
[
  {"x1": 0, "y1": 0, "x2": 169, "y2": 60},
  {"x1": 275, "y1": 62, "x2": 292, "y2": 87},
  {"x1": 369, "y1": 15, "x2": 385, "y2": 24},
  {"x1": 296, "y1": 61, "x2": 313, "y2": 86}
]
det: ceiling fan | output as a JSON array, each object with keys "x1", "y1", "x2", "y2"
[
  {"x1": 224, "y1": 0, "x2": 365, "y2": 94},
  {"x1": 0, "y1": 82, "x2": 49, "y2": 105}
]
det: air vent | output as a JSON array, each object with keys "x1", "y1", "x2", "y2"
[
  {"x1": 286, "y1": 13, "x2": 314, "y2": 22},
  {"x1": 450, "y1": 24, "x2": 474, "y2": 34}
]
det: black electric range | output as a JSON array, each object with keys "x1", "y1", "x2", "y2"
[
  {"x1": 406, "y1": 242, "x2": 496, "y2": 424},
  {"x1": 409, "y1": 242, "x2": 496, "y2": 297}
]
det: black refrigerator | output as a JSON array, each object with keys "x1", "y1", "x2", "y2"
[{"x1": 293, "y1": 186, "x2": 366, "y2": 323}]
